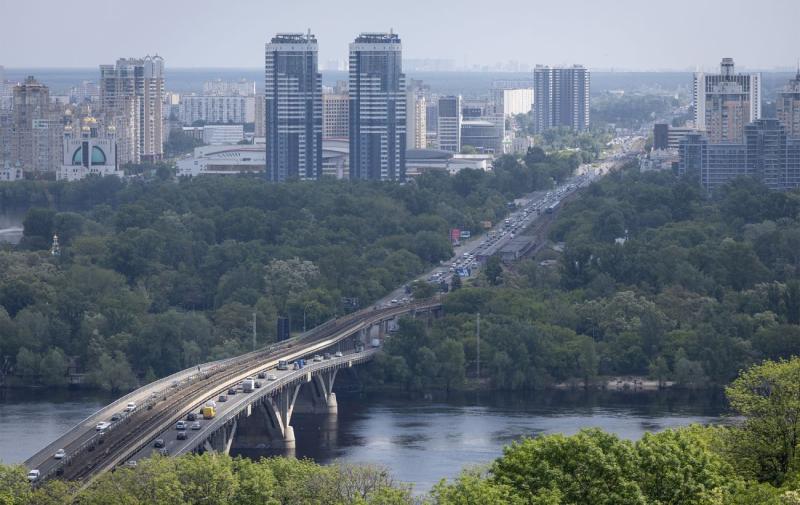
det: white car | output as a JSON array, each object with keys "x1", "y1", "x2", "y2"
[
  {"x1": 334, "y1": 351, "x2": 343, "y2": 358},
  {"x1": 54, "y1": 449, "x2": 66, "y2": 460},
  {"x1": 125, "y1": 402, "x2": 136, "y2": 412},
  {"x1": 27, "y1": 469, "x2": 40, "y2": 482},
  {"x1": 95, "y1": 421, "x2": 111, "y2": 431},
  {"x1": 267, "y1": 374, "x2": 277, "y2": 381}
]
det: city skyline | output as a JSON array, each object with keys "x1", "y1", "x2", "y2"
[{"x1": 2, "y1": 0, "x2": 799, "y2": 71}]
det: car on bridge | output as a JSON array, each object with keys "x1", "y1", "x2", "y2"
[
  {"x1": 177, "y1": 431, "x2": 188, "y2": 441},
  {"x1": 27, "y1": 469, "x2": 40, "y2": 482},
  {"x1": 218, "y1": 395, "x2": 227, "y2": 402},
  {"x1": 191, "y1": 421, "x2": 201, "y2": 430},
  {"x1": 267, "y1": 374, "x2": 277, "y2": 381},
  {"x1": 175, "y1": 421, "x2": 187, "y2": 430},
  {"x1": 153, "y1": 439, "x2": 165, "y2": 448},
  {"x1": 95, "y1": 422, "x2": 111, "y2": 431},
  {"x1": 187, "y1": 412, "x2": 197, "y2": 421},
  {"x1": 227, "y1": 388, "x2": 237, "y2": 395},
  {"x1": 54, "y1": 449, "x2": 66, "y2": 460},
  {"x1": 125, "y1": 401, "x2": 136, "y2": 412}
]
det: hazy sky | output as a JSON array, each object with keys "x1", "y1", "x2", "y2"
[{"x1": 2, "y1": 0, "x2": 798, "y2": 70}]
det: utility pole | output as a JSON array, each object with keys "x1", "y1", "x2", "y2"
[
  {"x1": 252, "y1": 311, "x2": 257, "y2": 351},
  {"x1": 476, "y1": 312, "x2": 480, "y2": 380}
]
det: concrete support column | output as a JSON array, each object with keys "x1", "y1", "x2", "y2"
[{"x1": 223, "y1": 419, "x2": 238, "y2": 455}]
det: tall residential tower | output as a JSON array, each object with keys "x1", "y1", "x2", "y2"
[
  {"x1": 777, "y1": 70, "x2": 800, "y2": 140},
  {"x1": 264, "y1": 32, "x2": 323, "y2": 181},
  {"x1": 437, "y1": 95, "x2": 462, "y2": 152},
  {"x1": 99, "y1": 55, "x2": 165, "y2": 163},
  {"x1": 348, "y1": 32, "x2": 406, "y2": 181},
  {"x1": 532, "y1": 65, "x2": 590, "y2": 133},
  {"x1": 693, "y1": 58, "x2": 761, "y2": 143}
]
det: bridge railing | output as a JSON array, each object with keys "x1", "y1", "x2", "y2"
[
  {"x1": 177, "y1": 348, "x2": 380, "y2": 457},
  {"x1": 31, "y1": 298, "x2": 443, "y2": 479}
]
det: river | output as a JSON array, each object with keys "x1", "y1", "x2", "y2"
[{"x1": 0, "y1": 388, "x2": 728, "y2": 493}]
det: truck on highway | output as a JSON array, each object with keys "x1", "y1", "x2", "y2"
[
  {"x1": 243, "y1": 378, "x2": 255, "y2": 393},
  {"x1": 202, "y1": 405, "x2": 216, "y2": 419}
]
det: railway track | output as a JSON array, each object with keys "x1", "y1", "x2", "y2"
[{"x1": 54, "y1": 300, "x2": 440, "y2": 483}]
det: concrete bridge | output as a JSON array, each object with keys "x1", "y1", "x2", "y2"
[{"x1": 24, "y1": 298, "x2": 443, "y2": 484}]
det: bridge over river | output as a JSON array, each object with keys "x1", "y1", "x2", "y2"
[{"x1": 24, "y1": 299, "x2": 443, "y2": 484}]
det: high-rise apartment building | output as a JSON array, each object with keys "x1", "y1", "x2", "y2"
[
  {"x1": 100, "y1": 55, "x2": 165, "y2": 164},
  {"x1": 348, "y1": 32, "x2": 406, "y2": 181},
  {"x1": 679, "y1": 119, "x2": 800, "y2": 193},
  {"x1": 491, "y1": 81, "x2": 534, "y2": 117},
  {"x1": 777, "y1": 71, "x2": 800, "y2": 140},
  {"x1": 406, "y1": 87, "x2": 427, "y2": 149},
  {"x1": 203, "y1": 79, "x2": 256, "y2": 96},
  {"x1": 264, "y1": 32, "x2": 322, "y2": 181},
  {"x1": 532, "y1": 65, "x2": 590, "y2": 133},
  {"x1": 437, "y1": 95, "x2": 462, "y2": 153},
  {"x1": 10, "y1": 76, "x2": 62, "y2": 173},
  {"x1": 179, "y1": 95, "x2": 250, "y2": 125},
  {"x1": 0, "y1": 66, "x2": 12, "y2": 111},
  {"x1": 693, "y1": 58, "x2": 761, "y2": 143},
  {"x1": 323, "y1": 93, "x2": 349, "y2": 138},
  {"x1": 254, "y1": 94, "x2": 265, "y2": 138}
]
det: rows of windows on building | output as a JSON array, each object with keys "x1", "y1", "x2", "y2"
[
  {"x1": 260, "y1": 30, "x2": 589, "y2": 182},
  {"x1": 0, "y1": 57, "x2": 166, "y2": 181},
  {"x1": 0, "y1": 41, "x2": 590, "y2": 182},
  {"x1": 646, "y1": 58, "x2": 800, "y2": 193}
]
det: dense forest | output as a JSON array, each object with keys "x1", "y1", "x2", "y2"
[
  {"x1": 367, "y1": 170, "x2": 800, "y2": 390},
  {"x1": 0, "y1": 149, "x2": 580, "y2": 389},
  {"x1": 5, "y1": 357, "x2": 800, "y2": 504}
]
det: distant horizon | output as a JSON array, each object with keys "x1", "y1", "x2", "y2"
[{"x1": 3, "y1": 66, "x2": 799, "y2": 74}]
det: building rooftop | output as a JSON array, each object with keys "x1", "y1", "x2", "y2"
[
  {"x1": 354, "y1": 32, "x2": 401, "y2": 44},
  {"x1": 271, "y1": 32, "x2": 317, "y2": 44},
  {"x1": 406, "y1": 149, "x2": 453, "y2": 160}
]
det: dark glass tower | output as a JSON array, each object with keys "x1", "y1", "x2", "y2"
[
  {"x1": 348, "y1": 32, "x2": 406, "y2": 181},
  {"x1": 265, "y1": 32, "x2": 322, "y2": 181}
]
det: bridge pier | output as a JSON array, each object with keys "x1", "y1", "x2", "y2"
[
  {"x1": 204, "y1": 418, "x2": 238, "y2": 455},
  {"x1": 294, "y1": 369, "x2": 339, "y2": 415}
]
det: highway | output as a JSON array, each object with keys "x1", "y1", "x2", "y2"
[{"x1": 379, "y1": 137, "x2": 641, "y2": 303}]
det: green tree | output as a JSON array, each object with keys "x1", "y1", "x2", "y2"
[
  {"x1": 485, "y1": 255, "x2": 503, "y2": 285},
  {"x1": 726, "y1": 357, "x2": 800, "y2": 484},
  {"x1": 88, "y1": 351, "x2": 138, "y2": 392},
  {"x1": 431, "y1": 470, "x2": 526, "y2": 505},
  {"x1": 39, "y1": 347, "x2": 69, "y2": 386},
  {"x1": 635, "y1": 429, "x2": 731, "y2": 504},
  {"x1": 15, "y1": 347, "x2": 39, "y2": 379},
  {"x1": 491, "y1": 429, "x2": 647, "y2": 505}
]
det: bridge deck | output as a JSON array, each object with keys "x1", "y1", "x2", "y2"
[{"x1": 25, "y1": 300, "x2": 441, "y2": 482}]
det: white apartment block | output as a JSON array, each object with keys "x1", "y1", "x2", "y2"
[
  {"x1": 201, "y1": 124, "x2": 244, "y2": 144},
  {"x1": 180, "y1": 95, "x2": 253, "y2": 125},
  {"x1": 406, "y1": 90, "x2": 427, "y2": 149},
  {"x1": 323, "y1": 93, "x2": 349, "y2": 138}
]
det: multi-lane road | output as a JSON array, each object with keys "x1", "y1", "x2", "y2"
[{"x1": 379, "y1": 137, "x2": 642, "y2": 304}]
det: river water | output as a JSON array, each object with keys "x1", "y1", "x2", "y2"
[{"x1": 0, "y1": 388, "x2": 728, "y2": 493}]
